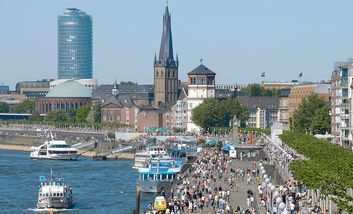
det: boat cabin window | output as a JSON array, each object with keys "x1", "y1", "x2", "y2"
[{"x1": 49, "y1": 145, "x2": 71, "y2": 148}]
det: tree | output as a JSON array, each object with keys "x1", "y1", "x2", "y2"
[
  {"x1": 30, "y1": 111, "x2": 41, "y2": 121},
  {"x1": 192, "y1": 98, "x2": 249, "y2": 130},
  {"x1": 290, "y1": 94, "x2": 330, "y2": 134},
  {"x1": 240, "y1": 84, "x2": 280, "y2": 97},
  {"x1": 11, "y1": 99, "x2": 34, "y2": 113},
  {"x1": 47, "y1": 110, "x2": 68, "y2": 122},
  {"x1": 281, "y1": 132, "x2": 353, "y2": 212},
  {"x1": 75, "y1": 103, "x2": 91, "y2": 123},
  {"x1": 0, "y1": 102, "x2": 9, "y2": 113}
]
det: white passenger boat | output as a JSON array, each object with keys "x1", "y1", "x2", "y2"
[
  {"x1": 37, "y1": 170, "x2": 73, "y2": 209},
  {"x1": 138, "y1": 156, "x2": 183, "y2": 193},
  {"x1": 30, "y1": 132, "x2": 79, "y2": 160},
  {"x1": 133, "y1": 145, "x2": 168, "y2": 169}
]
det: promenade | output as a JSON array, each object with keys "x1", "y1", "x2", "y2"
[{"x1": 144, "y1": 148, "x2": 260, "y2": 214}]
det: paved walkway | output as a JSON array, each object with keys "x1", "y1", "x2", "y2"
[{"x1": 152, "y1": 148, "x2": 261, "y2": 214}]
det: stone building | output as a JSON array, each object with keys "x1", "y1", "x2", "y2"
[
  {"x1": 237, "y1": 97, "x2": 279, "y2": 129},
  {"x1": 154, "y1": 6, "x2": 179, "y2": 106},
  {"x1": 35, "y1": 80, "x2": 91, "y2": 114},
  {"x1": 187, "y1": 63, "x2": 216, "y2": 132},
  {"x1": 16, "y1": 79, "x2": 52, "y2": 99}
]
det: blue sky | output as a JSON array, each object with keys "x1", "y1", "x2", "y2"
[{"x1": 1, "y1": 0, "x2": 353, "y2": 89}]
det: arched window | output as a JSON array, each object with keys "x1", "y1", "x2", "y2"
[{"x1": 156, "y1": 70, "x2": 159, "y2": 77}]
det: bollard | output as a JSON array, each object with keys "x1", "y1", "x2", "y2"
[{"x1": 136, "y1": 186, "x2": 141, "y2": 214}]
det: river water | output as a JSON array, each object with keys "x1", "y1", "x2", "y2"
[{"x1": 0, "y1": 150, "x2": 153, "y2": 214}]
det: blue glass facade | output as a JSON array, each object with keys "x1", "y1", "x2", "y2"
[{"x1": 58, "y1": 8, "x2": 92, "y2": 79}]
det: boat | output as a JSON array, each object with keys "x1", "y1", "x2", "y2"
[
  {"x1": 37, "y1": 170, "x2": 73, "y2": 209},
  {"x1": 138, "y1": 156, "x2": 183, "y2": 193},
  {"x1": 30, "y1": 132, "x2": 79, "y2": 160},
  {"x1": 133, "y1": 145, "x2": 168, "y2": 169}
]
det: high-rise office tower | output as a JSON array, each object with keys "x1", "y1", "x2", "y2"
[{"x1": 58, "y1": 8, "x2": 92, "y2": 79}]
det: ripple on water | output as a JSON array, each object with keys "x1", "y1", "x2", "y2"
[{"x1": 0, "y1": 150, "x2": 149, "y2": 214}]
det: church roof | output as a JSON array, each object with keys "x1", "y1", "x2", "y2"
[
  {"x1": 159, "y1": 6, "x2": 174, "y2": 61},
  {"x1": 188, "y1": 64, "x2": 216, "y2": 75},
  {"x1": 46, "y1": 80, "x2": 91, "y2": 98}
]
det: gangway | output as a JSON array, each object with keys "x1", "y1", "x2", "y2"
[
  {"x1": 95, "y1": 146, "x2": 134, "y2": 158},
  {"x1": 72, "y1": 140, "x2": 96, "y2": 149}
]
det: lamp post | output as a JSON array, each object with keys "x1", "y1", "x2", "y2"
[{"x1": 267, "y1": 183, "x2": 273, "y2": 211}]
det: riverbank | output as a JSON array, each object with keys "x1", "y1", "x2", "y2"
[{"x1": 0, "y1": 143, "x2": 135, "y2": 160}]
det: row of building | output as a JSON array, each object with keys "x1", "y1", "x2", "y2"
[{"x1": 1, "y1": 6, "x2": 332, "y2": 136}]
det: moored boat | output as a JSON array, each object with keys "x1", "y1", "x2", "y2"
[
  {"x1": 133, "y1": 145, "x2": 168, "y2": 169},
  {"x1": 138, "y1": 156, "x2": 183, "y2": 193}
]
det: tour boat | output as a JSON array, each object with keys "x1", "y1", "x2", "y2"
[
  {"x1": 138, "y1": 156, "x2": 183, "y2": 193},
  {"x1": 133, "y1": 145, "x2": 168, "y2": 169},
  {"x1": 30, "y1": 133, "x2": 79, "y2": 160},
  {"x1": 37, "y1": 170, "x2": 73, "y2": 209}
]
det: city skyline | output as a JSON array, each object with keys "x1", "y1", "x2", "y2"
[{"x1": 2, "y1": 0, "x2": 353, "y2": 89}]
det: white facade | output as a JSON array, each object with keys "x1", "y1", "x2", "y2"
[
  {"x1": 187, "y1": 85, "x2": 215, "y2": 132},
  {"x1": 173, "y1": 98, "x2": 188, "y2": 130},
  {"x1": 331, "y1": 61, "x2": 351, "y2": 148},
  {"x1": 186, "y1": 64, "x2": 216, "y2": 132}
]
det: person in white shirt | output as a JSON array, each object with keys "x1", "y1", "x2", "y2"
[{"x1": 290, "y1": 202, "x2": 295, "y2": 214}]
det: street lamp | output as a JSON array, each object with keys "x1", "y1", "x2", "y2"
[{"x1": 265, "y1": 178, "x2": 270, "y2": 183}]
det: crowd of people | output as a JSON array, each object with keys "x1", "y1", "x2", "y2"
[{"x1": 144, "y1": 148, "x2": 259, "y2": 214}]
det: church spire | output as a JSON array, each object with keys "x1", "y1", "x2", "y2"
[{"x1": 158, "y1": 5, "x2": 174, "y2": 62}]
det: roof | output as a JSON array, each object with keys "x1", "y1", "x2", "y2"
[
  {"x1": 236, "y1": 96, "x2": 279, "y2": 110},
  {"x1": 159, "y1": 6, "x2": 174, "y2": 61},
  {"x1": 46, "y1": 80, "x2": 91, "y2": 98},
  {"x1": 16, "y1": 80, "x2": 50, "y2": 89},
  {"x1": 187, "y1": 64, "x2": 216, "y2": 75}
]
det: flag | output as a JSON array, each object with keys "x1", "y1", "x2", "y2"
[
  {"x1": 261, "y1": 72, "x2": 265, "y2": 78},
  {"x1": 299, "y1": 72, "x2": 303, "y2": 77}
]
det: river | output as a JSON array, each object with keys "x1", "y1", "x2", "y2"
[{"x1": 0, "y1": 150, "x2": 153, "y2": 214}]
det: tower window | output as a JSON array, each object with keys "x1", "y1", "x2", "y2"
[{"x1": 156, "y1": 71, "x2": 159, "y2": 77}]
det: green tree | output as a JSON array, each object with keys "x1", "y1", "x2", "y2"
[
  {"x1": 192, "y1": 98, "x2": 249, "y2": 130},
  {"x1": 11, "y1": 99, "x2": 34, "y2": 113},
  {"x1": 75, "y1": 103, "x2": 91, "y2": 123},
  {"x1": 30, "y1": 111, "x2": 41, "y2": 121},
  {"x1": 66, "y1": 109, "x2": 76, "y2": 123},
  {"x1": 291, "y1": 94, "x2": 330, "y2": 134},
  {"x1": 240, "y1": 84, "x2": 280, "y2": 97},
  {"x1": 0, "y1": 102, "x2": 9, "y2": 113},
  {"x1": 47, "y1": 110, "x2": 68, "y2": 122}
]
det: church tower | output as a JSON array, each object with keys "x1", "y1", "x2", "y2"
[{"x1": 154, "y1": 6, "x2": 179, "y2": 106}]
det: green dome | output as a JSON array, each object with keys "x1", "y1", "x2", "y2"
[{"x1": 46, "y1": 80, "x2": 92, "y2": 98}]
